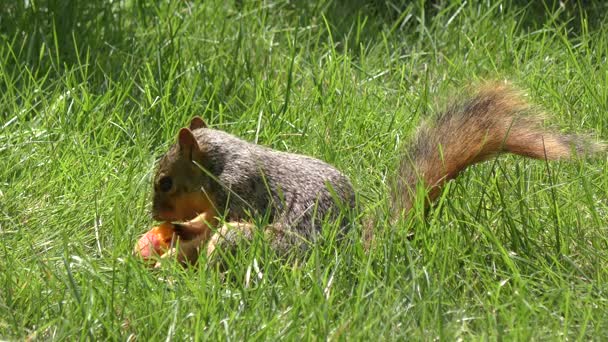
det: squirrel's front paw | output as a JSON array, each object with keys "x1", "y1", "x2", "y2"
[
  {"x1": 135, "y1": 221, "x2": 206, "y2": 267},
  {"x1": 152, "y1": 238, "x2": 203, "y2": 268}
]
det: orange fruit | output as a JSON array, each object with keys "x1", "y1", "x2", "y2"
[{"x1": 134, "y1": 222, "x2": 175, "y2": 259}]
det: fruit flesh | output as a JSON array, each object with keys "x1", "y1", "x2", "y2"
[
  {"x1": 134, "y1": 222, "x2": 174, "y2": 259},
  {"x1": 134, "y1": 213, "x2": 216, "y2": 265}
]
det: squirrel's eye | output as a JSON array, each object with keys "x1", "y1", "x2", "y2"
[{"x1": 158, "y1": 176, "x2": 173, "y2": 192}]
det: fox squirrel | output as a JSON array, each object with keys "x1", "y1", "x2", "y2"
[{"x1": 145, "y1": 82, "x2": 603, "y2": 265}]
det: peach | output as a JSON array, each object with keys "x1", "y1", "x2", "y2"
[{"x1": 134, "y1": 222, "x2": 175, "y2": 259}]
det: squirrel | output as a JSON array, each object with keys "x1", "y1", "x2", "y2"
[{"x1": 148, "y1": 82, "x2": 603, "y2": 265}]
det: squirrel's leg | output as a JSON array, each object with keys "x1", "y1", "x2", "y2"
[
  {"x1": 204, "y1": 222, "x2": 314, "y2": 268},
  {"x1": 205, "y1": 222, "x2": 307, "y2": 265},
  {"x1": 206, "y1": 222, "x2": 255, "y2": 257},
  {"x1": 205, "y1": 222, "x2": 255, "y2": 269}
]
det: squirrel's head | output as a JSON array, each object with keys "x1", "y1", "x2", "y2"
[{"x1": 152, "y1": 117, "x2": 215, "y2": 222}]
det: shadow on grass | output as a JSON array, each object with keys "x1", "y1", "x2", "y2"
[{"x1": 2, "y1": 0, "x2": 605, "y2": 78}]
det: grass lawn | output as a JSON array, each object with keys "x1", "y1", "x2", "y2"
[{"x1": 2, "y1": 0, "x2": 608, "y2": 339}]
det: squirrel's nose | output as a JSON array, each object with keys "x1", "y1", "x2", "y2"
[{"x1": 152, "y1": 212, "x2": 172, "y2": 221}]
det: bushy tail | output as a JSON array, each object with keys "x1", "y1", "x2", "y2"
[{"x1": 391, "y1": 82, "x2": 604, "y2": 219}]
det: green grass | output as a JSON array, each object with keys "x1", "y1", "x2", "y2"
[{"x1": 2, "y1": 0, "x2": 608, "y2": 339}]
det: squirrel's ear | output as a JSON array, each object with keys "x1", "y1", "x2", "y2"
[
  {"x1": 189, "y1": 116, "x2": 207, "y2": 130},
  {"x1": 178, "y1": 128, "x2": 201, "y2": 159}
]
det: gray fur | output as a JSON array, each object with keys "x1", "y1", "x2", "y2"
[{"x1": 192, "y1": 128, "x2": 356, "y2": 250}]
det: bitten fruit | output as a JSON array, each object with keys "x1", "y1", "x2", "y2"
[{"x1": 134, "y1": 222, "x2": 175, "y2": 259}]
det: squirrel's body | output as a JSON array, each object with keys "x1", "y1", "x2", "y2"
[
  {"x1": 148, "y1": 82, "x2": 603, "y2": 264},
  {"x1": 192, "y1": 128, "x2": 354, "y2": 236},
  {"x1": 153, "y1": 121, "x2": 355, "y2": 253}
]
